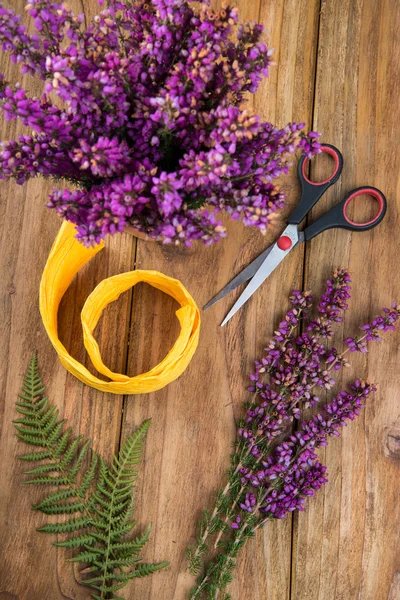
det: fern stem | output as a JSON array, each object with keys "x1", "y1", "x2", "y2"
[
  {"x1": 100, "y1": 456, "x2": 130, "y2": 600},
  {"x1": 98, "y1": 422, "x2": 150, "y2": 600}
]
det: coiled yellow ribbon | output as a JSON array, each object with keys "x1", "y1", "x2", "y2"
[{"x1": 39, "y1": 221, "x2": 200, "y2": 394}]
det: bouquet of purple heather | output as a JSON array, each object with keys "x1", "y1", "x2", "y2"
[
  {"x1": 187, "y1": 268, "x2": 400, "y2": 600},
  {"x1": 0, "y1": 0, "x2": 320, "y2": 247}
]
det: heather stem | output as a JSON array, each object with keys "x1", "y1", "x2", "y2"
[
  {"x1": 213, "y1": 451, "x2": 263, "y2": 550},
  {"x1": 329, "y1": 333, "x2": 368, "y2": 370},
  {"x1": 199, "y1": 400, "x2": 361, "y2": 600},
  {"x1": 190, "y1": 573, "x2": 211, "y2": 600},
  {"x1": 190, "y1": 322, "x2": 301, "y2": 565},
  {"x1": 189, "y1": 430, "x2": 257, "y2": 567},
  {"x1": 192, "y1": 470, "x2": 239, "y2": 560}
]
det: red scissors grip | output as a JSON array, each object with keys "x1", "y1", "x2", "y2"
[
  {"x1": 304, "y1": 185, "x2": 387, "y2": 241},
  {"x1": 301, "y1": 145, "x2": 341, "y2": 186},
  {"x1": 343, "y1": 187, "x2": 386, "y2": 227},
  {"x1": 289, "y1": 144, "x2": 343, "y2": 226}
]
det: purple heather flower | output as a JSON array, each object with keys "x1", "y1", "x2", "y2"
[
  {"x1": 0, "y1": 0, "x2": 320, "y2": 246},
  {"x1": 345, "y1": 303, "x2": 400, "y2": 353},
  {"x1": 307, "y1": 267, "x2": 351, "y2": 337},
  {"x1": 238, "y1": 380, "x2": 376, "y2": 523},
  {"x1": 325, "y1": 347, "x2": 349, "y2": 371},
  {"x1": 239, "y1": 493, "x2": 256, "y2": 513},
  {"x1": 231, "y1": 515, "x2": 241, "y2": 530},
  {"x1": 240, "y1": 270, "x2": 399, "y2": 471},
  {"x1": 71, "y1": 137, "x2": 132, "y2": 178},
  {"x1": 151, "y1": 172, "x2": 183, "y2": 217},
  {"x1": 260, "y1": 462, "x2": 328, "y2": 519},
  {"x1": 234, "y1": 272, "x2": 400, "y2": 530}
]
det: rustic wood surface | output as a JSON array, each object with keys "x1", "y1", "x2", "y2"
[{"x1": 0, "y1": 1, "x2": 399, "y2": 599}]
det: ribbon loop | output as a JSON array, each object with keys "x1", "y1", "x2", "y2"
[{"x1": 40, "y1": 221, "x2": 200, "y2": 395}]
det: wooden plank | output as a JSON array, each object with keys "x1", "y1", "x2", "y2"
[
  {"x1": 292, "y1": 0, "x2": 400, "y2": 599},
  {"x1": 0, "y1": 1, "x2": 135, "y2": 599},
  {"x1": 6, "y1": 1, "x2": 399, "y2": 600},
  {"x1": 120, "y1": 1, "x2": 320, "y2": 599}
]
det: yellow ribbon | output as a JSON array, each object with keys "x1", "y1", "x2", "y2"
[{"x1": 39, "y1": 221, "x2": 200, "y2": 394}]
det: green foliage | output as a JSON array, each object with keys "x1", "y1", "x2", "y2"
[
  {"x1": 189, "y1": 525, "x2": 255, "y2": 600},
  {"x1": 186, "y1": 464, "x2": 243, "y2": 577},
  {"x1": 186, "y1": 430, "x2": 262, "y2": 598},
  {"x1": 14, "y1": 354, "x2": 168, "y2": 600}
]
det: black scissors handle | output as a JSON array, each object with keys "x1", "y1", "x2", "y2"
[
  {"x1": 303, "y1": 186, "x2": 387, "y2": 241},
  {"x1": 288, "y1": 144, "x2": 343, "y2": 225}
]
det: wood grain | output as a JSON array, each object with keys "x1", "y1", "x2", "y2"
[
  {"x1": 292, "y1": 2, "x2": 400, "y2": 600},
  {"x1": 0, "y1": 1, "x2": 399, "y2": 599}
]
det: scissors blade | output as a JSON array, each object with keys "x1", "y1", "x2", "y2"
[
  {"x1": 203, "y1": 243, "x2": 275, "y2": 310},
  {"x1": 220, "y1": 224, "x2": 300, "y2": 327}
]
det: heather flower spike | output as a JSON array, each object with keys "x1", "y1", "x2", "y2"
[
  {"x1": 186, "y1": 268, "x2": 400, "y2": 599},
  {"x1": 345, "y1": 303, "x2": 400, "y2": 352},
  {"x1": 0, "y1": 0, "x2": 320, "y2": 247}
]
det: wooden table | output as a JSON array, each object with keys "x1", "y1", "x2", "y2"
[{"x1": 1, "y1": 1, "x2": 399, "y2": 599}]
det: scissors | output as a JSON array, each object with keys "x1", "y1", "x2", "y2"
[{"x1": 204, "y1": 143, "x2": 387, "y2": 327}]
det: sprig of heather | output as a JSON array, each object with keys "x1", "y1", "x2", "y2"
[
  {"x1": 187, "y1": 269, "x2": 350, "y2": 572},
  {"x1": 209, "y1": 269, "x2": 352, "y2": 550},
  {"x1": 186, "y1": 287, "x2": 315, "y2": 573},
  {"x1": 345, "y1": 303, "x2": 400, "y2": 352},
  {"x1": 194, "y1": 381, "x2": 375, "y2": 600},
  {"x1": 0, "y1": 0, "x2": 320, "y2": 247},
  {"x1": 187, "y1": 269, "x2": 400, "y2": 599}
]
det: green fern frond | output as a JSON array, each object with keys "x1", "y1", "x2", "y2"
[
  {"x1": 22, "y1": 475, "x2": 69, "y2": 485},
  {"x1": 54, "y1": 533, "x2": 97, "y2": 548},
  {"x1": 109, "y1": 525, "x2": 151, "y2": 556},
  {"x1": 33, "y1": 489, "x2": 75, "y2": 509},
  {"x1": 18, "y1": 450, "x2": 52, "y2": 461},
  {"x1": 103, "y1": 556, "x2": 141, "y2": 569},
  {"x1": 23, "y1": 462, "x2": 60, "y2": 475},
  {"x1": 67, "y1": 550, "x2": 103, "y2": 563},
  {"x1": 59, "y1": 436, "x2": 83, "y2": 469},
  {"x1": 128, "y1": 562, "x2": 170, "y2": 578},
  {"x1": 78, "y1": 454, "x2": 99, "y2": 497},
  {"x1": 38, "y1": 501, "x2": 86, "y2": 515},
  {"x1": 16, "y1": 434, "x2": 48, "y2": 446},
  {"x1": 37, "y1": 516, "x2": 91, "y2": 533},
  {"x1": 70, "y1": 439, "x2": 91, "y2": 479},
  {"x1": 13, "y1": 417, "x2": 39, "y2": 426},
  {"x1": 15, "y1": 354, "x2": 168, "y2": 599}
]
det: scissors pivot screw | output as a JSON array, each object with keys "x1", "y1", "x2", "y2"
[{"x1": 277, "y1": 235, "x2": 293, "y2": 251}]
